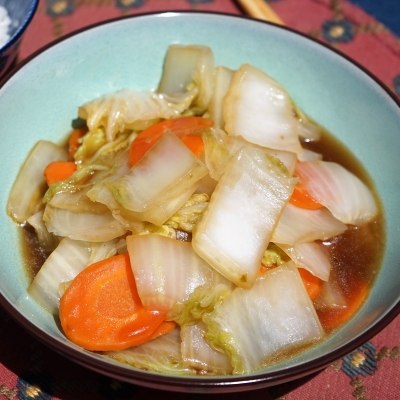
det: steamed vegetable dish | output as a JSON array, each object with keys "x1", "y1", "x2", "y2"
[{"x1": 7, "y1": 45, "x2": 384, "y2": 375}]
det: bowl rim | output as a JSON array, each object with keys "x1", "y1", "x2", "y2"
[
  {"x1": 1, "y1": 291, "x2": 399, "y2": 391},
  {"x1": 1, "y1": 10, "x2": 399, "y2": 392},
  {"x1": 0, "y1": 0, "x2": 40, "y2": 53}
]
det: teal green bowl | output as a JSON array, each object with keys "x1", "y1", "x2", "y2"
[{"x1": 0, "y1": 12, "x2": 399, "y2": 393}]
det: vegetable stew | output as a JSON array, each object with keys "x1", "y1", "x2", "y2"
[{"x1": 8, "y1": 44, "x2": 384, "y2": 375}]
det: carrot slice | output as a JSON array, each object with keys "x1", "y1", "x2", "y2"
[
  {"x1": 44, "y1": 161, "x2": 77, "y2": 184},
  {"x1": 128, "y1": 116, "x2": 213, "y2": 166},
  {"x1": 59, "y1": 253, "x2": 171, "y2": 351},
  {"x1": 180, "y1": 133, "x2": 205, "y2": 158},
  {"x1": 298, "y1": 268, "x2": 323, "y2": 301},
  {"x1": 68, "y1": 128, "x2": 86, "y2": 159}
]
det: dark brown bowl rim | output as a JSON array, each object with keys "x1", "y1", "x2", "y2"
[{"x1": 1, "y1": 10, "x2": 399, "y2": 393}]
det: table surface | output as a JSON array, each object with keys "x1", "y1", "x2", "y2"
[{"x1": 1, "y1": 1, "x2": 399, "y2": 399}]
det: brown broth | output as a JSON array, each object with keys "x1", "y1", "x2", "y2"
[
  {"x1": 19, "y1": 224, "x2": 49, "y2": 280},
  {"x1": 304, "y1": 127, "x2": 385, "y2": 332}
]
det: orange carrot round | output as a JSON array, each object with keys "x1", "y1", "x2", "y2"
[
  {"x1": 129, "y1": 116, "x2": 213, "y2": 166},
  {"x1": 59, "y1": 253, "x2": 172, "y2": 351},
  {"x1": 44, "y1": 161, "x2": 77, "y2": 185}
]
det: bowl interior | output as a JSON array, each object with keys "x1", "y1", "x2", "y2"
[{"x1": 0, "y1": 12, "x2": 399, "y2": 391}]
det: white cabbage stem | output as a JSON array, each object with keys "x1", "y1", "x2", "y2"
[
  {"x1": 126, "y1": 234, "x2": 229, "y2": 310},
  {"x1": 193, "y1": 144, "x2": 296, "y2": 288},
  {"x1": 7, "y1": 141, "x2": 68, "y2": 224},
  {"x1": 296, "y1": 160, "x2": 378, "y2": 225},
  {"x1": 223, "y1": 63, "x2": 303, "y2": 155}
]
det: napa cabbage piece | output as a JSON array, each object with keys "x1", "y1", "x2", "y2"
[
  {"x1": 272, "y1": 203, "x2": 347, "y2": 245},
  {"x1": 42, "y1": 163, "x2": 104, "y2": 204},
  {"x1": 138, "y1": 223, "x2": 177, "y2": 240},
  {"x1": 193, "y1": 144, "x2": 297, "y2": 288},
  {"x1": 42, "y1": 137, "x2": 131, "y2": 204},
  {"x1": 106, "y1": 328, "x2": 193, "y2": 375},
  {"x1": 29, "y1": 238, "x2": 117, "y2": 314},
  {"x1": 297, "y1": 119, "x2": 322, "y2": 142},
  {"x1": 201, "y1": 127, "x2": 236, "y2": 180},
  {"x1": 47, "y1": 188, "x2": 110, "y2": 214},
  {"x1": 127, "y1": 185, "x2": 198, "y2": 227},
  {"x1": 181, "y1": 322, "x2": 232, "y2": 374},
  {"x1": 266, "y1": 148, "x2": 297, "y2": 176},
  {"x1": 203, "y1": 263, "x2": 324, "y2": 374},
  {"x1": 298, "y1": 148, "x2": 323, "y2": 162},
  {"x1": 43, "y1": 206, "x2": 127, "y2": 242},
  {"x1": 88, "y1": 159, "x2": 199, "y2": 228},
  {"x1": 314, "y1": 276, "x2": 347, "y2": 311},
  {"x1": 87, "y1": 183, "x2": 136, "y2": 230},
  {"x1": 208, "y1": 66, "x2": 234, "y2": 127},
  {"x1": 170, "y1": 285, "x2": 233, "y2": 374},
  {"x1": 170, "y1": 283, "x2": 232, "y2": 326},
  {"x1": 292, "y1": 102, "x2": 322, "y2": 142},
  {"x1": 164, "y1": 192, "x2": 209, "y2": 232},
  {"x1": 126, "y1": 234, "x2": 231, "y2": 310},
  {"x1": 79, "y1": 148, "x2": 151, "y2": 231},
  {"x1": 261, "y1": 243, "x2": 287, "y2": 267},
  {"x1": 295, "y1": 160, "x2": 378, "y2": 225},
  {"x1": 157, "y1": 44, "x2": 215, "y2": 114},
  {"x1": 8, "y1": 140, "x2": 68, "y2": 224},
  {"x1": 278, "y1": 242, "x2": 331, "y2": 281},
  {"x1": 223, "y1": 64, "x2": 303, "y2": 155},
  {"x1": 27, "y1": 211, "x2": 59, "y2": 254},
  {"x1": 79, "y1": 89, "x2": 193, "y2": 142},
  {"x1": 91, "y1": 190, "x2": 207, "y2": 240},
  {"x1": 42, "y1": 130, "x2": 131, "y2": 207},
  {"x1": 75, "y1": 129, "x2": 132, "y2": 167},
  {"x1": 202, "y1": 128, "x2": 297, "y2": 181},
  {"x1": 109, "y1": 132, "x2": 208, "y2": 224},
  {"x1": 73, "y1": 128, "x2": 107, "y2": 162}
]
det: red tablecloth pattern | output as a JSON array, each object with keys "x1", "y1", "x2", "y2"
[{"x1": 1, "y1": 1, "x2": 400, "y2": 399}]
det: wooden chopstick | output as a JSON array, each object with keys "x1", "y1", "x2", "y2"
[{"x1": 236, "y1": 0, "x2": 284, "y2": 25}]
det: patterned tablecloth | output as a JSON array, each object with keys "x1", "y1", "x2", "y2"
[{"x1": 1, "y1": 1, "x2": 399, "y2": 399}]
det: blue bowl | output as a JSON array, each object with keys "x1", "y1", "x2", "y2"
[
  {"x1": 0, "y1": 0, "x2": 39, "y2": 78},
  {"x1": 0, "y1": 11, "x2": 399, "y2": 393}
]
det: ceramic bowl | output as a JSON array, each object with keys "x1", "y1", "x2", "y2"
[
  {"x1": 0, "y1": 12, "x2": 399, "y2": 393},
  {"x1": 0, "y1": 0, "x2": 38, "y2": 78}
]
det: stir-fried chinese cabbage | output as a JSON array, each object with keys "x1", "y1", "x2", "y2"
[
  {"x1": 7, "y1": 44, "x2": 382, "y2": 376},
  {"x1": 193, "y1": 144, "x2": 296, "y2": 288}
]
